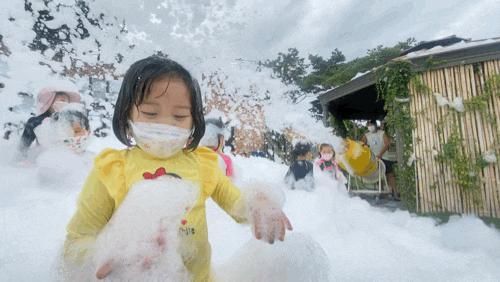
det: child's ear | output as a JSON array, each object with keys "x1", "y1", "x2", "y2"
[
  {"x1": 125, "y1": 126, "x2": 134, "y2": 144},
  {"x1": 186, "y1": 136, "x2": 194, "y2": 146},
  {"x1": 187, "y1": 126, "x2": 196, "y2": 146}
]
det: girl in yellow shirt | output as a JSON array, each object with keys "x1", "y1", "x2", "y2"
[{"x1": 64, "y1": 55, "x2": 292, "y2": 281}]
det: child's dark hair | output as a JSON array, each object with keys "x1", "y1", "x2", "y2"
[
  {"x1": 205, "y1": 117, "x2": 225, "y2": 139},
  {"x1": 53, "y1": 110, "x2": 90, "y2": 131},
  {"x1": 205, "y1": 117, "x2": 224, "y2": 130},
  {"x1": 318, "y1": 143, "x2": 334, "y2": 158},
  {"x1": 292, "y1": 142, "x2": 312, "y2": 159},
  {"x1": 55, "y1": 91, "x2": 70, "y2": 100},
  {"x1": 113, "y1": 55, "x2": 205, "y2": 150}
]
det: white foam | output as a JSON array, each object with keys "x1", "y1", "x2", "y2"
[
  {"x1": 65, "y1": 177, "x2": 199, "y2": 281},
  {"x1": 1, "y1": 140, "x2": 500, "y2": 281}
]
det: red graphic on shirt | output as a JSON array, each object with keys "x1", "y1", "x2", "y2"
[
  {"x1": 180, "y1": 206, "x2": 192, "y2": 226},
  {"x1": 142, "y1": 167, "x2": 167, "y2": 180}
]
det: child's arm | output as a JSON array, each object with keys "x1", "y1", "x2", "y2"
[
  {"x1": 18, "y1": 116, "x2": 45, "y2": 155},
  {"x1": 64, "y1": 167, "x2": 115, "y2": 262},
  {"x1": 211, "y1": 169, "x2": 292, "y2": 243},
  {"x1": 198, "y1": 147, "x2": 292, "y2": 243},
  {"x1": 284, "y1": 164, "x2": 295, "y2": 185},
  {"x1": 210, "y1": 169, "x2": 245, "y2": 222}
]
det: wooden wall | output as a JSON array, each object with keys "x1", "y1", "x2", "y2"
[{"x1": 410, "y1": 60, "x2": 500, "y2": 217}]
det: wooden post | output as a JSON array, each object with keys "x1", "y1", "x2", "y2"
[{"x1": 322, "y1": 103, "x2": 330, "y2": 127}]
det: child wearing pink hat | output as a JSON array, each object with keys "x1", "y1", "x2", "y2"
[
  {"x1": 199, "y1": 117, "x2": 235, "y2": 178},
  {"x1": 18, "y1": 87, "x2": 81, "y2": 156}
]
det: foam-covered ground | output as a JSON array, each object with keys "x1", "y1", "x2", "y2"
[{"x1": 2, "y1": 138, "x2": 500, "y2": 281}]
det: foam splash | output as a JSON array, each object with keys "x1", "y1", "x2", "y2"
[
  {"x1": 64, "y1": 177, "x2": 200, "y2": 281},
  {"x1": 216, "y1": 233, "x2": 331, "y2": 282},
  {"x1": 1, "y1": 144, "x2": 500, "y2": 281}
]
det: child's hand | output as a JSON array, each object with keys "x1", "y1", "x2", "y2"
[
  {"x1": 95, "y1": 227, "x2": 168, "y2": 279},
  {"x1": 250, "y1": 194, "x2": 293, "y2": 244},
  {"x1": 96, "y1": 260, "x2": 113, "y2": 279}
]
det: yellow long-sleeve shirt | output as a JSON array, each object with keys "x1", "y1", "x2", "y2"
[{"x1": 64, "y1": 146, "x2": 244, "y2": 281}]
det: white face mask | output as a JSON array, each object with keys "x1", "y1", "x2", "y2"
[
  {"x1": 129, "y1": 121, "x2": 192, "y2": 159},
  {"x1": 321, "y1": 153, "x2": 333, "y2": 161},
  {"x1": 367, "y1": 125, "x2": 376, "y2": 133},
  {"x1": 52, "y1": 101, "x2": 69, "y2": 112}
]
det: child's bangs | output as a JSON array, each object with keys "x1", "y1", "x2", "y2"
[
  {"x1": 133, "y1": 72, "x2": 179, "y2": 106},
  {"x1": 134, "y1": 76, "x2": 155, "y2": 107}
]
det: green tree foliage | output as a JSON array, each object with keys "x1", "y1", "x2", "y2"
[
  {"x1": 304, "y1": 48, "x2": 346, "y2": 93},
  {"x1": 262, "y1": 47, "x2": 307, "y2": 86},
  {"x1": 306, "y1": 38, "x2": 417, "y2": 91},
  {"x1": 309, "y1": 48, "x2": 345, "y2": 73},
  {"x1": 263, "y1": 38, "x2": 418, "y2": 95},
  {"x1": 262, "y1": 38, "x2": 418, "y2": 121}
]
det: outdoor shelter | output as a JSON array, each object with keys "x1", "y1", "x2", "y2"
[{"x1": 319, "y1": 36, "x2": 500, "y2": 217}]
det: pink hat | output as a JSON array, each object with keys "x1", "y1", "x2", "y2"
[{"x1": 36, "y1": 87, "x2": 81, "y2": 115}]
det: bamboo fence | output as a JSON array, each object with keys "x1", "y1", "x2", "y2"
[{"x1": 410, "y1": 59, "x2": 500, "y2": 217}]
